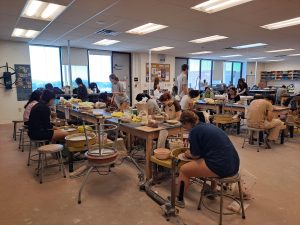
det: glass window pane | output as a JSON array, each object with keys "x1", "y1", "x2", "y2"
[
  {"x1": 232, "y1": 62, "x2": 242, "y2": 86},
  {"x1": 200, "y1": 60, "x2": 212, "y2": 86},
  {"x1": 223, "y1": 62, "x2": 232, "y2": 85},
  {"x1": 188, "y1": 59, "x2": 200, "y2": 90},
  {"x1": 89, "y1": 54, "x2": 112, "y2": 92},
  {"x1": 29, "y1": 45, "x2": 61, "y2": 90},
  {"x1": 62, "y1": 65, "x2": 88, "y2": 87}
]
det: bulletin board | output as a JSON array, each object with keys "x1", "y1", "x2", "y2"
[
  {"x1": 146, "y1": 63, "x2": 170, "y2": 82},
  {"x1": 14, "y1": 64, "x2": 32, "y2": 101}
]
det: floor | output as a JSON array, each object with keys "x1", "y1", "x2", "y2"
[{"x1": 0, "y1": 123, "x2": 300, "y2": 225}]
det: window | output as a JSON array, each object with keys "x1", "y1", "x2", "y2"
[
  {"x1": 188, "y1": 59, "x2": 200, "y2": 89},
  {"x1": 62, "y1": 65, "x2": 88, "y2": 87},
  {"x1": 88, "y1": 52, "x2": 112, "y2": 92},
  {"x1": 201, "y1": 60, "x2": 212, "y2": 86},
  {"x1": 29, "y1": 45, "x2": 61, "y2": 90},
  {"x1": 232, "y1": 62, "x2": 242, "y2": 86},
  {"x1": 223, "y1": 62, "x2": 243, "y2": 86},
  {"x1": 223, "y1": 62, "x2": 232, "y2": 85}
]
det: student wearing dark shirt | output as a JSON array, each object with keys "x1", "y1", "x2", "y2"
[
  {"x1": 75, "y1": 77, "x2": 88, "y2": 101},
  {"x1": 176, "y1": 111, "x2": 240, "y2": 207},
  {"x1": 28, "y1": 90, "x2": 68, "y2": 142},
  {"x1": 159, "y1": 92, "x2": 181, "y2": 120},
  {"x1": 237, "y1": 78, "x2": 248, "y2": 96},
  {"x1": 228, "y1": 87, "x2": 241, "y2": 103}
]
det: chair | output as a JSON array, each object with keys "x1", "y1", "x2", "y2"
[
  {"x1": 27, "y1": 139, "x2": 48, "y2": 166},
  {"x1": 197, "y1": 173, "x2": 246, "y2": 225},
  {"x1": 242, "y1": 126, "x2": 270, "y2": 152},
  {"x1": 12, "y1": 120, "x2": 23, "y2": 141},
  {"x1": 36, "y1": 144, "x2": 66, "y2": 184}
]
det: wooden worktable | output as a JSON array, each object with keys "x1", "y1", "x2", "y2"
[
  {"x1": 195, "y1": 100, "x2": 223, "y2": 114},
  {"x1": 56, "y1": 105, "x2": 182, "y2": 179}
]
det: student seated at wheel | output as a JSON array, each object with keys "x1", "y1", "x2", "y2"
[
  {"x1": 136, "y1": 93, "x2": 160, "y2": 115},
  {"x1": 23, "y1": 90, "x2": 42, "y2": 126},
  {"x1": 75, "y1": 77, "x2": 88, "y2": 101},
  {"x1": 159, "y1": 92, "x2": 181, "y2": 120},
  {"x1": 228, "y1": 87, "x2": 241, "y2": 103},
  {"x1": 202, "y1": 87, "x2": 215, "y2": 99},
  {"x1": 180, "y1": 90, "x2": 200, "y2": 111},
  {"x1": 175, "y1": 111, "x2": 240, "y2": 208},
  {"x1": 247, "y1": 95, "x2": 285, "y2": 142},
  {"x1": 28, "y1": 90, "x2": 68, "y2": 142}
]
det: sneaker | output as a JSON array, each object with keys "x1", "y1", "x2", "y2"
[
  {"x1": 167, "y1": 196, "x2": 185, "y2": 208},
  {"x1": 202, "y1": 184, "x2": 216, "y2": 200}
]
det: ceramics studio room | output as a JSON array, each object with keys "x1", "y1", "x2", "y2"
[{"x1": 0, "y1": 0, "x2": 300, "y2": 225}]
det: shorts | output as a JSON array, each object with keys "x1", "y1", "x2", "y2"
[{"x1": 28, "y1": 130, "x2": 54, "y2": 141}]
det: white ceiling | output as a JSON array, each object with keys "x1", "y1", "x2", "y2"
[{"x1": 1, "y1": 0, "x2": 300, "y2": 61}]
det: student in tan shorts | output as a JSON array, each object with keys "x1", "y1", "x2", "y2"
[{"x1": 247, "y1": 95, "x2": 285, "y2": 141}]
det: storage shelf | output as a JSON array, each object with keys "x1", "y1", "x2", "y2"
[{"x1": 261, "y1": 70, "x2": 300, "y2": 82}]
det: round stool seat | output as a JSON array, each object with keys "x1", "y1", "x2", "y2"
[
  {"x1": 38, "y1": 144, "x2": 64, "y2": 153},
  {"x1": 219, "y1": 173, "x2": 240, "y2": 183}
]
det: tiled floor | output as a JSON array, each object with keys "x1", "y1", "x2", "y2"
[{"x1": 0, "y1": 123, "x2": 299, "y2": 225}]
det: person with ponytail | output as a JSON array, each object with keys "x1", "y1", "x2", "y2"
[{"x1": 23, "y1": 90, "x2": 42, "y2": 125}]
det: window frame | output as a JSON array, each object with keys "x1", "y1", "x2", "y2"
[
  {"x1": 223, "y1": 61, "x2": 243, "y2": 86},
  {"x1": 188, "y1": 58, "x2": 213, "y2": 89}
]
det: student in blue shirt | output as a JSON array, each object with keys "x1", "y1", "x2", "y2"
[{"x1": 176, "y1": 110, "x2": 240, "y2": 208}]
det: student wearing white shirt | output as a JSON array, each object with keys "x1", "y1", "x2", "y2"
[
  {"x1": 177, "y1": 64, "x2": 188, "y2": 97},
  {"x1": 180, "y1": 90, "x2": 200, "y2": 111}
]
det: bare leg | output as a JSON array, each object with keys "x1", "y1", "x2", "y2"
[{"x1": 178, "y1": 159, "x2": 218, "y2": 193}]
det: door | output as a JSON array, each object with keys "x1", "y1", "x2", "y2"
[{"x1": 112, "y1": 52, "x2": 132, "y2": 103}]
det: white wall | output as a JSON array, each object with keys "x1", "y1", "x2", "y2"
[
  {"x1": 0, "y1": 41, "x2": 30, "y2": 124},
  {"x1": 131, "y1": 53, "x2": 176, "y2": 104}
]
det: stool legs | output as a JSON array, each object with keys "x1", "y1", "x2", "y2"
[
  {"x1": 219, "y1": 184, "x2": 224, "y2": 225},
  {"x1": 13, "y1": 122, "x2": 17, "y2": 141},
  {"x1": 27, "y1": 141, "x2": 32, "y2": 166},
  {"x1": 18, "y1": 129, "x2": 23, "y2": 150},
  {"x1": 78, "y1": 166, "x2": 94, "y2": 204},
  {"x1": 40, "y1": 153, "x2": 45, "y2": 184},
  {"x1": 197, "y1": 179, "x2": 207, "y2": 210},
  {"x1": 59, "y1": 151, "x2": 66, "y2": 178},
  {"x1": 237, "y1": 181, "x2": 246, "y2": 219}
]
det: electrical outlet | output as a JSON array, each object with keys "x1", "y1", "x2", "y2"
[{"x1": 18, "y1": 108, "x2": 22, "y2": 112}]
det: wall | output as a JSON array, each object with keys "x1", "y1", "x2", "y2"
[
  {"x1": 131, "y1": 53, "x2": 176, "y2": 104},
  {"x1": 0, "y1": 41, "x2": 30, "y2": 124},
  {"x1": 212, "y1": 60, "x2": 223, "y2": 83},
  {"x1": 261, "y1": 58, "x2": 300, "y2": 93}
]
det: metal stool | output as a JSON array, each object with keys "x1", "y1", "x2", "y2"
[
  {"x1": 36, "y1": 144, "x2": 66, "y2": 184},
  {"x1": 242, "y1": 126, "x2": 270, "y2": 152},
  {"x1": 18, "y1": 126, "x2": 30, "y2": 152},
  {"x1": 197, "y1": 173, "x2": 246, "y2": 225},
  {"x1": 27, "y1": 139, "x2": 48, "y2": 166},
  {"x1": 12, "y1": 120, "x2": 23, "y2": 141}
]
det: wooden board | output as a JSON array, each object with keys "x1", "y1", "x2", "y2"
[
  {"x1": 146, "y1": 63, "x2": 170, "y2": 82},
  {"x1": 135, "y1": 126, "x2": 164, "y2": 132}
]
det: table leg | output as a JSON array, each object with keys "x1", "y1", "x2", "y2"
[
  {"x1": 280, "y1": 130, "x2": 285, "y2": 144},
  {"x1": 69, "y1": 152, "x2": 74, "y2": 172},
  {"x1": 289, "y1": 126, "x2": 294, "y2": 138},
  {"x1": 237, "y1": 122, "x2": 240, "y2": 135},
  {"x1": 145, "y1": 135, "x2": 153, "y2": 180}
]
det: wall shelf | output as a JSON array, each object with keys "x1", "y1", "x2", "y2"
[{"x1": 261, "y1": 70, "x2": 300, "y2": 81}]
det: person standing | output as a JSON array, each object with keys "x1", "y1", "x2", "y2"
[
  {"x1": 237, "y1": 78, "x2": 248, "y2": 96},
  {"x1": 109, "y1": 74, "x2": 129, "y2": 109},
  {"x1": 177, "y1": 64, "x2": 188, "y2": 98},
  {"x1": 75, "y1": 77, "x2": 88, "y2": 101}
]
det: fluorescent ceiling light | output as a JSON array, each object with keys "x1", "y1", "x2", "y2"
[
  {"x1": 220, "y1": 54, "x2": 242, "y2": 58},
  {"x1": 126, "y1": 23, "x2": 168, "y2": 35},
  {"x1": 261, "y1": 17, "x2": 300, "y2": 30},
  {"x1": 189, "y1": 51, "x2": 213, "y2": 55},
  {"x1": 288, "y1": 53, "x2": 300, "y2": 57},
  {"x1": 21, "y1": 0, "x2": 66, "y2": 21},
  {"x1": 248, "y1": 57, "x2": 266, "y2": 60},
  {"x1": 150, "y1": 46, "x2": 174, "y2": 51},
  {"x1": 94, "y1": 39, "x2": 120, "y2": 46},
  {"x1": 267, "y1": 59, "x2": 284, "y2": 62},
  {"x1": 266, "y1": 49, "x2": 294, "y2": 53},
  {"x1": 189, "y1": 35, "x2": 228, "y2": 44},
  {"x1": 11, "y1": 28, "x2": 40, "y2": 38},
  {"x1": 232, "y1": 43, "x2": 267, "y2": 49},
  {"x1": 192, "y1": 0, "x2": 253, "y2": 14}
]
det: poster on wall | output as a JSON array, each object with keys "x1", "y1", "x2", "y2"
[
  {"x1": 14, "y1": 64, "x2": 32, "y2": 101},
  {"x1": 146, "y1": 63, "x2": 170, "y2": 82}
]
